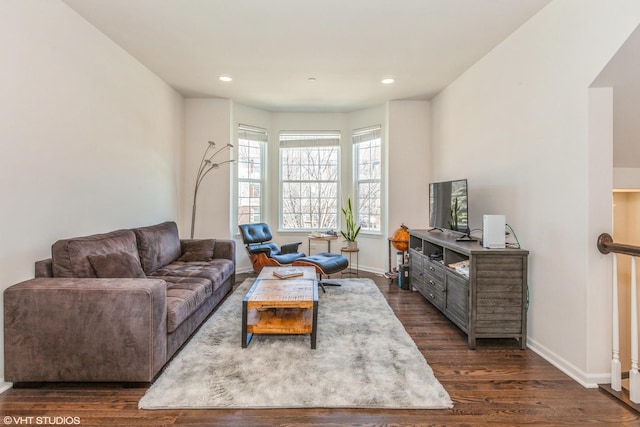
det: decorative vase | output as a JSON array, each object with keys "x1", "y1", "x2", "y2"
[{"x1": 346, "y1": 241, "x2": 358, "y2": 250}]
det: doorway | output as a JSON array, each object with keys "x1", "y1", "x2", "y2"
[{"x1": 613, "y1": 190, "x2": 640, "y2": 372}]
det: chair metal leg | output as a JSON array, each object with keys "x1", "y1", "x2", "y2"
[{"x1": 319, "y1": 273, "x2": 342, "y2": 291}]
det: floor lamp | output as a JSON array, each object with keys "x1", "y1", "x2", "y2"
[{"x1": 190, "y1": 141, "x2": 234, "y2": 239}]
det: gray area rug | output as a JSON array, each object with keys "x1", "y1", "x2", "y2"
[{"x1": 139, "y1": 278, "x2": 453, "y2": 409}]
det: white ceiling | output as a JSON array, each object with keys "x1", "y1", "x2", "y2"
[{"x1": 62, "y1": 0, "x2": 551, "y2": 113}]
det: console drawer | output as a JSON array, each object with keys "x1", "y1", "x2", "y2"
[
  {"x1": 423, "y1": 277, "x2": 444, "y2": 310},
  {"x1": 424, "y1": 258, "x2": 444, "y2": 279}
]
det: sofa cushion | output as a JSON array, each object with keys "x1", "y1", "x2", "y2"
[
  {"x1": 160, "y1": 276, "x2": 213, "y2": 333},
  {"x1": 133, "y1": 222, "x2": 181, "y2": 275},
  {"x1": 178, "y1": 239, "x2": 215, "y2": 262},
  {"x1": 88, "y1": 252, "x2": 146, "y2": 278},
  {"x1": 150, "y1": 259, "x2": 235, "y2": 292},
  {"x1": 52, "y1": 229, "x2": 140, "y2": 278}
]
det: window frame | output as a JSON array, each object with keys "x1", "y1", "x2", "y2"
[
  {"x1": 235, "y1": 124, "x2": 267, "y2": 228},
  {"x1": 278, "y1": 131, "x2": 341, "y2": 232},
  {"x1": 353, "y1": 125, "x2": 383, "y2": 236}
]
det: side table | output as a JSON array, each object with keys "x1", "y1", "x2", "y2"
[
  {"x1": 307, "y1": 234, "x2": 338, "y2": 254},
  {"x1": 340, "y1": 247, "x2": 359, "y2": 277}
]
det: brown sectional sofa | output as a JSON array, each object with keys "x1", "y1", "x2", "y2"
[{"x1": 3, "y1": 221, "x2": 235, "y2": 384}]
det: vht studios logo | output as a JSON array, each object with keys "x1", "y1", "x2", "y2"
[{"x1": 3, "y1": 416, "x2": 81, "y2": 425}]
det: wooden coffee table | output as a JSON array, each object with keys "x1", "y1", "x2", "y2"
[{"x1": 242, "y1": 267, "x2": 319, "y2": 349}]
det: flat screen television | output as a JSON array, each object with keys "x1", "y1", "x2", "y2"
[{"x1": 429, "y1": 179, "x2": 473, "y2": 240}]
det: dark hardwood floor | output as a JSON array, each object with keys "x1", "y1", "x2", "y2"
[{"x1": 0, "y1": 271, "x2": 638, "y2": 426}]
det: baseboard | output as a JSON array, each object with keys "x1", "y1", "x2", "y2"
[
  {"x1": 527, "y1": 337, "x2": 609, "y2": 388},
  {"x1": 0, "y1": 378, "x2": 13, "y2": 394},
  {"x1": 236, "y1": 265, "x2": 387, "y2": 276}
]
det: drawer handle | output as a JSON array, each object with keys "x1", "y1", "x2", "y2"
[
  {"x1": 428, "y1": 293, "x2": 435, "y2": 299},
  {"x1": 429, "y1": 266, "x2": 435, "y2": 271},
  {"x1": 429, "y1": 280, "x2": 436, "y2": 286}
]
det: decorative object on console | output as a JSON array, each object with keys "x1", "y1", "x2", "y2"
[
  {"x1": 190, "y1": 140, "x2": 235, "y2": 238},
  {"x1": 391, "y1": 223, "x2": 409, "y2": 251},
  {"x1": 384, "y1": 224, "x2": 410, "y2": 283},
  {"x1": 340, "y1": 198, "x2": 361, "y2": 250},
  {"x1": 482, "y1": 214, "x2": 506, "y2": 249}
]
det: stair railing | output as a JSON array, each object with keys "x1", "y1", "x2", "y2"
[{"x1": 597, "y1": 233, "x2": 640, "y2": 403}]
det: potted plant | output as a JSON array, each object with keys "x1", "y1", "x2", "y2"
[{"x1": 340, "y1": 198, "x2": 361, "y2": 250}]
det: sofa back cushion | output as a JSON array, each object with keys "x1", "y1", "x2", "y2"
[
  {"x1": 133, "y1": 221, "x2": 181, "y2": 274},
  {"x1": 51, "y1": 229, "x2": 140, "y2": 278}
]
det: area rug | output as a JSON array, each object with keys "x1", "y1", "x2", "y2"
[{"x1": 139, "y1": 278, "x2": 453, "y2": 409}]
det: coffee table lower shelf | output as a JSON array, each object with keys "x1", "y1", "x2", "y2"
[
  {"x1": 241, "y1": 274, "x2": 318, "y2": 349},
  {"x1": 243, "y1": 307, "x2": 317, "y2": 349},
  {"x1": 246, "y1": 308, "x2": 313, "y2": 334}
]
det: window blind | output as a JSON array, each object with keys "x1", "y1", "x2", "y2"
[
  {"x1": 280, "y1": 131, "x2": 340, "y2": 147},
  {"x1": 352, "y1": 125, "x2": 381, "y2": 144},
  {"x1": 239, "y1": 124, "x2": 268, "y2": 142}
]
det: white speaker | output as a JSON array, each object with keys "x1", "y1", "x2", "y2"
[{"x1": 483, "y1": 215, "x2": 505, "y2": 249}]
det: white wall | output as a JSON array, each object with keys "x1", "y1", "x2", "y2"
[
  {"x1": 0, "y1": 1, "x2": 184, "y2": 386},
  {"x1": 587, "y1": 88, "x2": 614, "y2": 381},
  {"x1": 430, "y1": 0, "x2": 640, "y2": 386},
  {"x1": 183, "y1": 99, "x2": 233, "y2": 239},
  {"x1": 388, "y1": 101, "x2": 431, "y2": 231},
  {"x1": 191, "y1": 101, "x2": 425, "y2": 274}
]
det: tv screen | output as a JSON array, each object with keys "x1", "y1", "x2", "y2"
[{"x1": 429, "y1": 179, "x2": 469, "y2": 235}]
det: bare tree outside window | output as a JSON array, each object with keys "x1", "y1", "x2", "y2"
[{"x1": 280, "y1": 133, "x2": 340, "y2": 230}]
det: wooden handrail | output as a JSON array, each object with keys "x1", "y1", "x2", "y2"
[{"x1": 598, "y1": 233, "x2": 640, "y2": 257}]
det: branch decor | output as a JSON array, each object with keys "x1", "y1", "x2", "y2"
[{"x1": 190, "y1": 141, "x2": 234, "y2": 238}]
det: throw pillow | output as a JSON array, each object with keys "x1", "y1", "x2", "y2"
[
  {"x1": 87, "y1": 252, "x2": 146, "y2": 278},
  {"x1": 178, "y1": 239, "x2": 216, "y2": 262}
]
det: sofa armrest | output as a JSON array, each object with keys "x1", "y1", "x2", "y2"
[
  {"x1": 4, "y1": 277, "x2": 168, "y2": 383},
  {"x1": 213, "y1": 239, "x2": 236, "y2": 263}
]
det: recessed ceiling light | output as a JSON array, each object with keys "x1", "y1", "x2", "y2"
[
  {"x1": 308, "y1": 77, "x2": 316, "y2": 81},
  {"x1": 219, "y1": 76, "x2": 233, "y2": 82},
  {"x1": 381, "y1": 78, "x2": 395, "y2": 84}
]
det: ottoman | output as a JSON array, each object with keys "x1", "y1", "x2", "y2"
[{"x1": 293, "y1": 252, "x2": 349, "y2": 292}]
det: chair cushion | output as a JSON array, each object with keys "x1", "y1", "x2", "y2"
[
  {"x1": 295, "y1": 252, "x2": 348, "y2": 275},
  {"x1": 272, "y1": 252, "x2": 306, "y2": 265},
  {"x1": 132, "y1": 222, "x2": 181, "y2": 274},
  {"x1": 239, "y1": 223, "x2": 273, "y2": 244}
]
